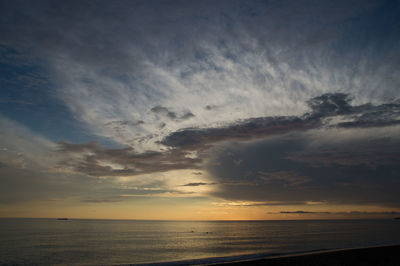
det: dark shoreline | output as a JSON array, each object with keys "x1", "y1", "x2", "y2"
[
  {"x1": 132, "y1": 245, "x2": 400, "y2": 266},
  {"x1": 209, "y1": 245, "x2": 400, "y2": 266}
]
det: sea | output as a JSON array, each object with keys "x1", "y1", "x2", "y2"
[{"x1": 1, "y1": 218, "x2": 399, "y2": 265}]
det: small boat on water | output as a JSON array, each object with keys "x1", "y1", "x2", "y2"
[{"x1": 56, "y1": 218, "x2": 69, "y2": 220}]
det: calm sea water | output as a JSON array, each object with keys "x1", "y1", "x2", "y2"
[{"x1": 0, "y1": 218, "x2": 399, "y2": 265}]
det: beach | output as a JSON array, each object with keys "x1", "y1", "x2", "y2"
[{"x1": 213, "y1": 245, "x2": 400, "y2": 266}]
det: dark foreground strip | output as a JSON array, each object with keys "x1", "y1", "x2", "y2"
[{"x1": 210, "y1": 245, "x2": 400, "y2": 266}]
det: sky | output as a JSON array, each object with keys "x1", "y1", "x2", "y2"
[{"x1": 0, "y1": 0, "x2": 400, "y2": 220}]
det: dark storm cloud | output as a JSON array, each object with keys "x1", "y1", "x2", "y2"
[
  {"x1": 207, "y1": 131, "x2": 400, "y2": 207},
  {"x1": 162, "y1": 93, "x2": 400, "y2": 149},
  {"x1": 161, "y1": 116, "x2": 312, "y2": 149},
  {"x1": 195, "y1": 94, "x2": 400, "y2": 207},
  {"x1": 259, "y1": 171, "x2": 310, "y2": 187},
  {"x1": 285, "y1": 140, "x2": 400, "y2": 169}
]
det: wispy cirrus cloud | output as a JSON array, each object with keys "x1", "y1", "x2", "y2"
[{"x1": 1, "y1": 1, "x2": 399, "y2": 151}]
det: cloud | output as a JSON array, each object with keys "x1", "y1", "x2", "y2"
[
  {"x1": 0, "y1": 118, "x2": 126, "y2": 204},
  {"x1": 285, "y1": 140, "x2": 400, "y2": 169},
  {"x1": 181, "y1": 182, "x2": 217, "y2": 187},
  {"x1": 279, "y1": 211, "x2": 331, "y2": 214},
  {"x1": 306, "y1": 93, "x2": 353, "y2": 117},
  {"x1": 161, "y1": 116, "x2": 312, "y2": 149},
  {"x1": 206, "y1": 121, "x2": 400, "y2": 207},
  {"x1": 47, "y1": 93, "x2": 400, "y2": 209},
  {"x1": 151, "y1": 106, "x2": 178, "y2": 120},
  {"x1": 104, "y1": 120, "x2": 144, "y2": 127},
  {"x1": 205, "y1": 105, "x2": 219, "y2": 111},
  {"x1": 56, "y1": 141, "x2": 202, "y2": 177},
  {"x1": 151, "y1": 106, "x2": 195, "y2": 121},
  {"x1": 162, "y1": 93, "x2": 400, "y2": 150},
  {"x1": 180, "y1": 111, "x2": 196, "y2": 120},
  {"x1": 259, "y1": 171, "x2": 310, "y2": 187},
  {"x1": 1, "y1": 1, "x2": 399, "y2": 152},
  {"x1": 337, "y1": 101, "x2": 400, "y2": 128},
  {"x1": 54, "y1": 94, "x2": 400, "y2": 209},
  {"x1": 192, "y1": 172, "x2": 203, "y2": 175},
  {"x1": 0, "y1": 117, "x2": 206, "y2": 204},
  {"x1": 1, "y1": 1, "x2": 400, "y2": 212},
  {"x1": 0, "y1": 116, "x2": 56, "y2": 170},
  {"x1": 80, "y1": 197, "x2": 124, "y2": 203}
]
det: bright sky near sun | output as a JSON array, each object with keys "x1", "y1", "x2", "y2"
[{"x1": 0, "y1": 0, "x2": 400, "y2": 220}]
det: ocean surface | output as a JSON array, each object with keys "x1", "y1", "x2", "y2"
[{"x1": 1, "y1": 218, "x2": 399, "y2": 265}]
